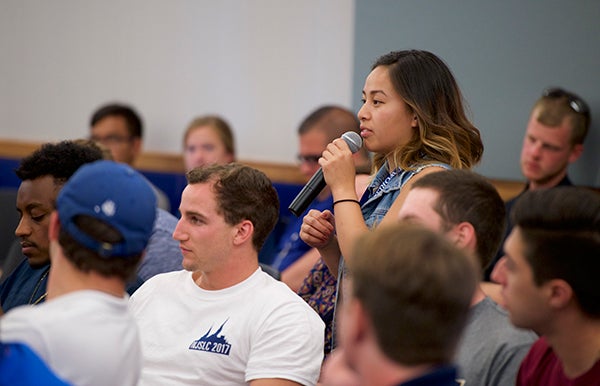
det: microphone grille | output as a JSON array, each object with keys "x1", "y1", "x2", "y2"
[{"x1": 341, "y1": 131, "x2": 363, "y2": 153}]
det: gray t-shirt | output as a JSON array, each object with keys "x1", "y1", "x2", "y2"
[
  {"x1": 455, "y1": 296, "x2": 537, "y2": 386},
  {"x1": 136, "y1": 208, "x2": 182, "y2": 281}
]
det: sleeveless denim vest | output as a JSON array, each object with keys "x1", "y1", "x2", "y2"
[{"x1": 360, "y1": 161, "x2": 451, "y2": 228}]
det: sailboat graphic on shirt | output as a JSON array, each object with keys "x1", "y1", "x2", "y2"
[{"x1": 189, "y1": 319, "x2": 232, "y2": 355}]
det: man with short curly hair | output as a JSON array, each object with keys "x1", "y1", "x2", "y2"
[{"x1": 0, "y1": 141, "x2": 104, "y2": 313}]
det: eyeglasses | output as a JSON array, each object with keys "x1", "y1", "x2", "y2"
[
  {"x1": 296, "y1": 154, "x2": 321, "y2": 164},
  {"x1": 542, "y1": 88, "x2": 590, "y2": 116},
  {"x1": 90, "y1": 135, "x2": 134, "y2": 146}
]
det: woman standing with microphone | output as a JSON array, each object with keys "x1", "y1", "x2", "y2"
[{"x1": 299, "y1": 49, "x2": 484, "y2": 348}]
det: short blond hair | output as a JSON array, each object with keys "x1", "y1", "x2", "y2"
[{"x1": 183, "y1": 115, "x2": 236, "y2": 158}]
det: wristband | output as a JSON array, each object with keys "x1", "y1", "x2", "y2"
[{"x1": 333, "y1": 199, "x2": 360, "y2": 207}]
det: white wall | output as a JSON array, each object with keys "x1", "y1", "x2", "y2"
[{"x1": 0, "y1": 0, "x2": 355, "y2": 163}]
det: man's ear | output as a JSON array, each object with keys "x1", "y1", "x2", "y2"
[
  {"x1": 568, "y1": 143, "x2": 583, "y2": 164},
  {"x1": 547, "y1": 279, "x2": 573, "y2": 309},
  {"x1": 354, "y1": 300, "x2": 371, "y2": 343},
  {"x1": 131, "y1": 137, "x2": 143, "y2": 160},
  {"x1": 343, "y1": 298, "x2": 369, "y2": 347},
  {"x1": 452, "y1": 222, "x2": 476, "y2": 251},
  {"x1": 232, "y1": 220, "x2": 254, "y2": 246},
  {"x1": 48, "y1": 211, "x2": 61, "y2": 242}
]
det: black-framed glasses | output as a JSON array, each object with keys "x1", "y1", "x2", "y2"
[
  {"x1": 297, "y1": 154, "x2": 321, "y2": 164},
  {"x1": 90, "y1": 135, "x2": 134, "y2": 146},
  {"x1": 543, "y1": 87, "x2": 590, "y2": 116}
]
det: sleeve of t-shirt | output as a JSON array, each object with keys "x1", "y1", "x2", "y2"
[{"x1": 245, "y1": 300, "x2": 325, "y2": 386}]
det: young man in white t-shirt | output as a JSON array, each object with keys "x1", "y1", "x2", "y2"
[{"x1": 130, "y1": 163, "x2": 325, "y2": 386}]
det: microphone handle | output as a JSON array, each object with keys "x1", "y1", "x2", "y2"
[{"x1": 288, "y1": 169, "x2": 326, "y2": 217}]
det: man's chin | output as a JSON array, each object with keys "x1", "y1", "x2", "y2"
[
  {"x1": 26, "y1": 255, "x2": 50, "y2": 268},
  {"x1": 522, "y1": 168, "x2": 541, "y2": 181}
]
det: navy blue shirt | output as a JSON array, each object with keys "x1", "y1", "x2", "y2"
[
  {"x1": 0, "y1": 258, "x2": 49, "y2": 312},
  {"x1": 397, "y1": 365, "x2": 459, "y2": 386}
]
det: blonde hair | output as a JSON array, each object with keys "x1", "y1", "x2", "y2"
[
  {"x1": 533, "y1": 91, "x2": 590, "y2": 145},
  {"x1": 183, "y1": 115, "x2": 236, "y2": 159}
]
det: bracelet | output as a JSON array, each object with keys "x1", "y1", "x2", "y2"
[{"x1": 333, "y1": 199, "x2": 360, "y2": 207}]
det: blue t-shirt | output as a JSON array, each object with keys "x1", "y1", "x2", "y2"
[{"x1": 0, "y1": 342, "x2": 70, "y2": 385}]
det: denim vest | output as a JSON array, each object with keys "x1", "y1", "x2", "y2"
[{"x1": 360, "y1": 161, "x2": 451, "y2": 228}]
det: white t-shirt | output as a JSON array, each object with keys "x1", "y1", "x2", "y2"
[
  {"x1": 130, "y1": 268, "x2": 325, "y2": 386},
  {"x1": 0, "y1": 290, "x2": 142, "y2": 386}
]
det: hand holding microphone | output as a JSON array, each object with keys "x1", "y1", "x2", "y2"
[{"x1": 288, "y1": 131, "x2": 363, "y2": 217}]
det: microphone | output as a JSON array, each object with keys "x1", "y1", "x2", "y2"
[{"x1": 288, "y1": 131, "x2": 363, "y2": 217}]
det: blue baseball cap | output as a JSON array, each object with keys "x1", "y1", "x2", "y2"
[{"x1": 56, "y1": 160, "x2": 157, "y2": 258}]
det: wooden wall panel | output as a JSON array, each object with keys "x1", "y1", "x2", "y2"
[{"x1": 0, "y1": 138, "x2": 525, "y2": 200}]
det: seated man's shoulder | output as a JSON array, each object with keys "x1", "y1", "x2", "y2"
[
  {"x1": 515, "y1": 337, "x2": 600, "y2": 385},
  {"x1": 456, "y1": 299, "x2": 537, "y2": 385},
  {"x1": 1, "y1": 259, "x2": 37, "y2": 288},
  {"x1": 138, "y1": 209, "x2": 183, "y2": 280},
  {"x1": 0, "y1": 262, "x2": 50, "y2": 312},
  {"x1": 470, "y1": 297, "x2": 538, "y2": 346},
  {"x1": 257, "y1": 273, "x2": 315, "y2": 303},
  {"x1": 254, "y1": 273, "x2": 324, "y2": 323},
  {"x1": 153, "y1": 208, "x2": 178, "y2": 231},
  {"x1": 132, "y1": 269, "x2": 185, "y2": 295}
]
